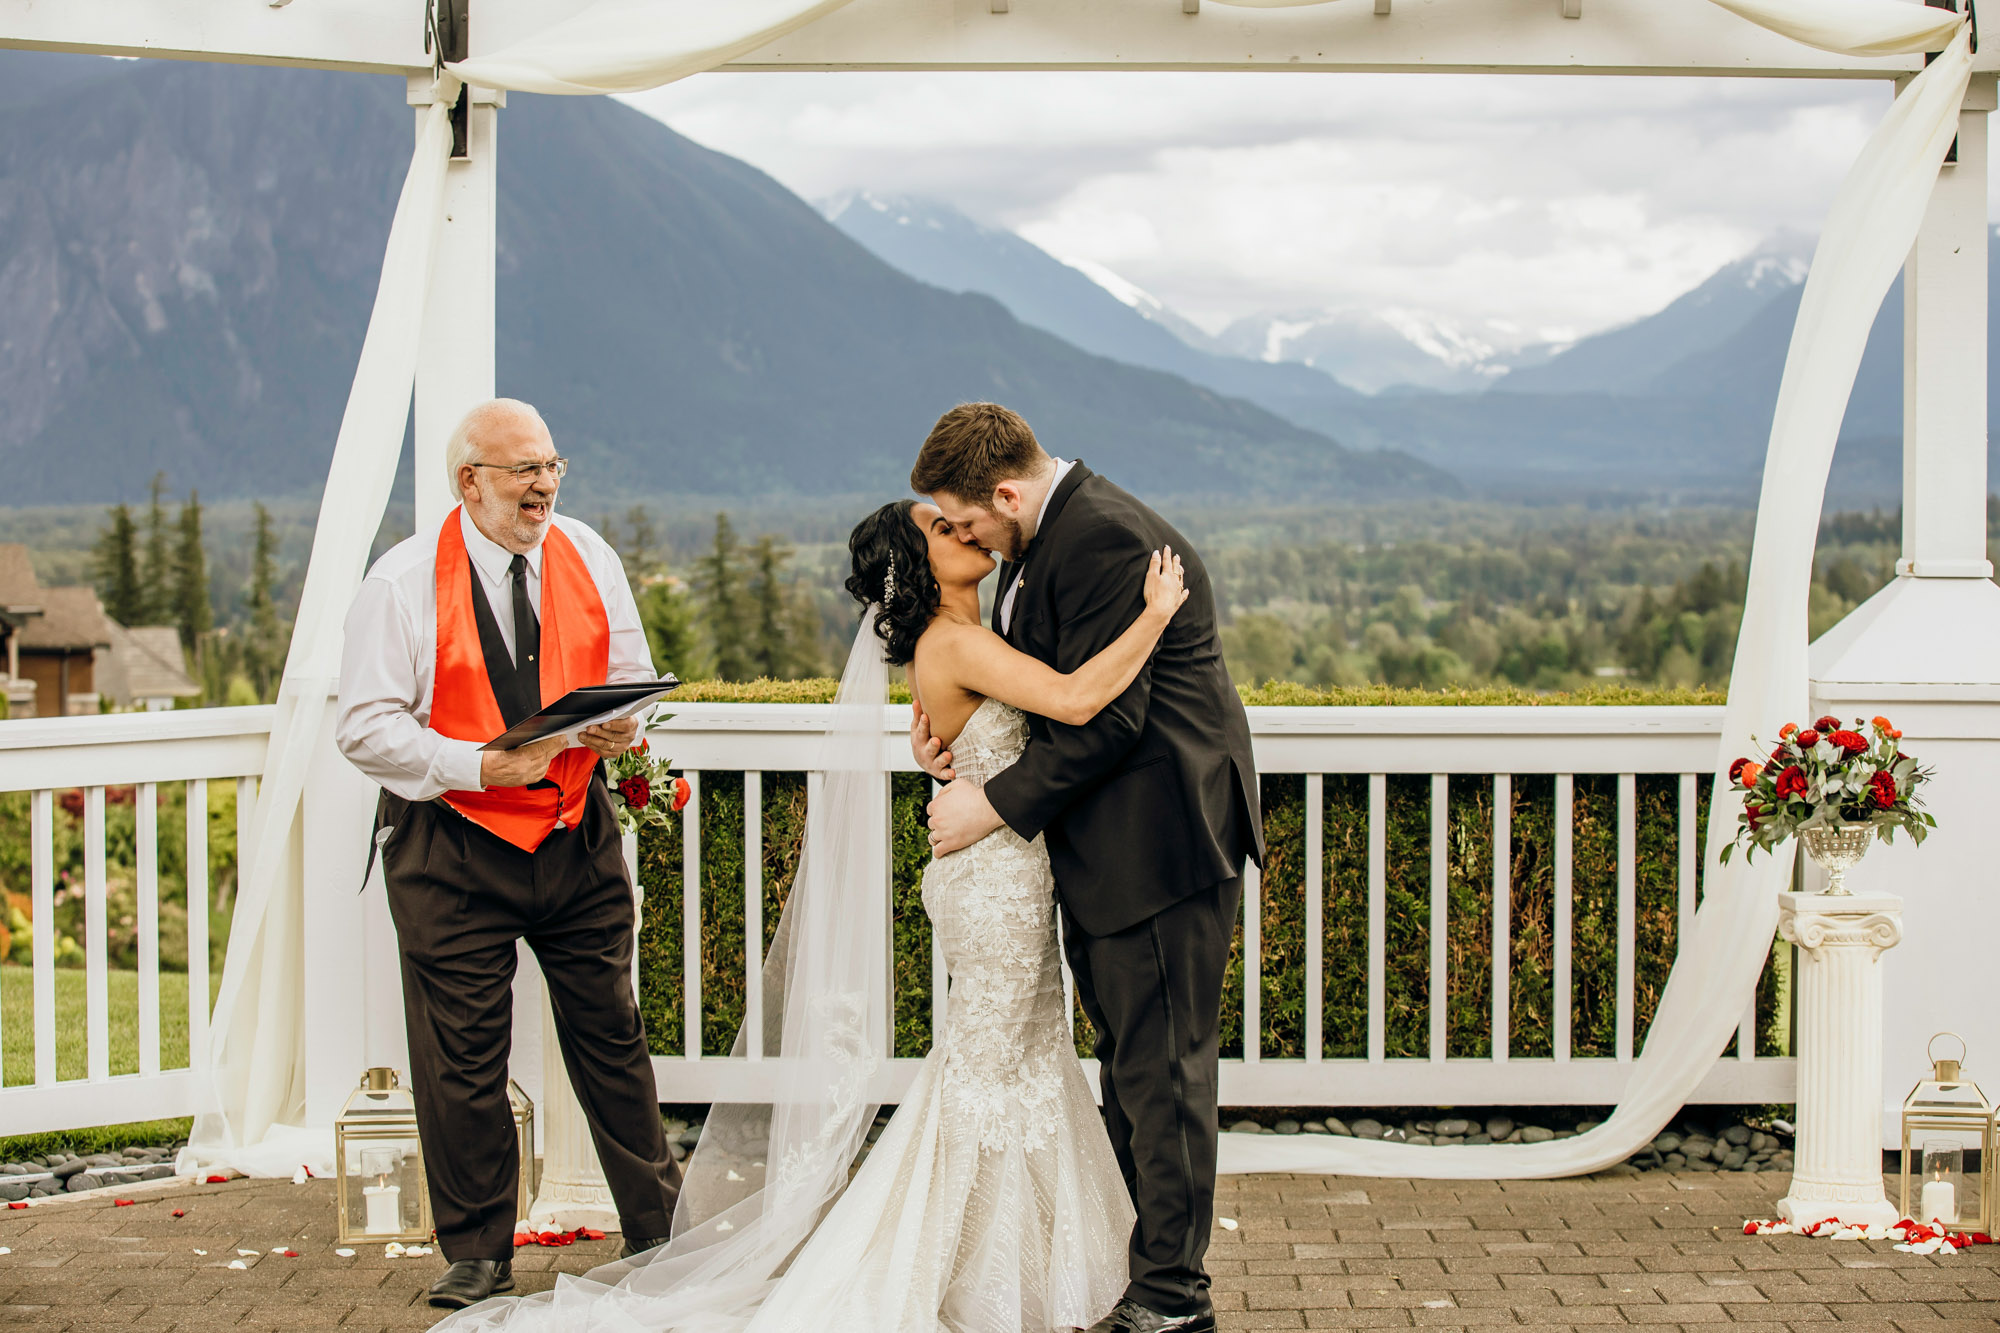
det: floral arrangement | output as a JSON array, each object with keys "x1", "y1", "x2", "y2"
[
  {"x1": 1722, "y1": 714, "x2": 1933, "y2": 863},
  {"x1": 607, "y1": 730, "x2": 691, "y2": 836}
]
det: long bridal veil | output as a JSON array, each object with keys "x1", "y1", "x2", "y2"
[{"x1": 439, "y1": 610, "x2": 893, "y2": 1332}]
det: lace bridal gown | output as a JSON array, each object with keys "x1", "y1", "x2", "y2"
[{"x1": 746, "y1": 697, "x2": 1134, "y2": 1333}]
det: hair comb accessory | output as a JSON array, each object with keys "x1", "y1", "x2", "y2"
[{"x1": 883, "y1": 553, "x2": 898, "y2": 604}]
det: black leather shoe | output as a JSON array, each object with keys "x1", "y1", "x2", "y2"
[
  {"x1": 1083, "y1": 1298, "x2": 1217, "y2": 1332},
  {"x1": 426, "y1": 1259, "x2": 514, "y2": 1309},
  {"x1": 620, "y1": 1233, "x2": 670, "y2": 1259}
]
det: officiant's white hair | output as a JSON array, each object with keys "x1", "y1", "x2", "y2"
[{"x1": 445, "y1": 397, "x2": 551, "y2": 493}]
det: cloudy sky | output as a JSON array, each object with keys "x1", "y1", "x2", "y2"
[{"x1": 619, "y1": 70, "x2": 1982, "y2": 345}]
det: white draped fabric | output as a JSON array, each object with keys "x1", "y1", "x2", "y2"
[
  {"x1": 1220, "y1": 5, "x2": 1974, "y2": 1178},
  {"x1": 182, "y1": 0, "x2": 1977, "y2": 1188},
  {"x1": 447, "y1": 0, "x2": 856, "y2": 96}
]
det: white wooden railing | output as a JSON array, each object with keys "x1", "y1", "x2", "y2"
[
  {"x1": 0, "y1": 701, "x2": 1792, "y2": 1136},
  {"x1": 0, "y1": 707, "x2": 270, "y2": 1134}
]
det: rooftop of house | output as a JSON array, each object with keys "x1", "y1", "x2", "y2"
[
  {"x1": 102, "y1": 622, "x2": 200, "y2": 700},
  {"x1": 17, "y1": 585, "x2": 116, "y2": 651},
  {"x1": 0, "y1": 543, "x2": 45, "y2": 617}
]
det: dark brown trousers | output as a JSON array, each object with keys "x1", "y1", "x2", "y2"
[{"x1": 379, "y1": 778, "x2": 681, "y2": 1261}]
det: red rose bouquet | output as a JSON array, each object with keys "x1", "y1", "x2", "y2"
[
  {"x1": 1722, "y1": 713, "x2": 1933, "y2": 864},
  {"x1": 605, "y1": 728, "x2": 692, "y2": 837}
]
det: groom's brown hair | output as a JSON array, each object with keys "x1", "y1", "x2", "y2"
[{"x1": 910, "y1": 402, "x2": 1048, "y2": 505}]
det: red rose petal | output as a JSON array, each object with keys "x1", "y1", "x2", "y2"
[
  {"x1": 113, "y1": 1199, "x2": 135, "y2": 1207},
  {"x1": 205, "y1": 1174, "x2": 229, "y2": 1184},
  {"x1": 7, "y1": 1202, "x2": 27, "y2": 1211},
  {"x1": 172, "y1": 1210, "x2": 186, "y2": 1219}
]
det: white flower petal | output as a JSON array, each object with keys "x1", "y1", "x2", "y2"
[
  {"x1": 236, "y1": 1249, "x2": 259, "y2": 1257},
  {"x1": 725, "y1": 1170, "x2": 744, "y2": 1182},
  {"x1": 227, "y1": 1260, "x2": 247, "y2": 1270},
  {"x1": 715, "y1": 1221, "x2": 733, "y2": 1232},
  {"x1": 193, "y1": 1249, "x2": 207, "y2": 1256},
  {"x1": 291, "y1": 1167, "x2": 309, "y2": 1185},
  {"x1": 335, "y1": 1249, "x2": 355, "y2": 1258},
  {"x1": 1218, "y1": 1217, "x2": 1239, "y2": 1231}
]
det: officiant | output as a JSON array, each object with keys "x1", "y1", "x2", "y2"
[{"x1": 334, "y1": 398, "x2": 681, "y2": 1310}]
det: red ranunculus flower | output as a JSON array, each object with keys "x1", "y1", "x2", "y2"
[
  {"x1": 1814, "y1": 715, "x2": 1842, "y2": 732},
  {"x1": 670, "y1": 776, "x2": 693, "y2": 812},
  {"x1": 1795, "y1": 728, "x2": 1820, "y2": 748},
  {"x1": 1728, "y1": 757, "x2": 1753, "y2": 784},
  {"x1": 1869, "y1": 770, "x2": 1898, "y2": 809},
  {"x1": 1774, "y1": 765, "x2": 1809, "y2": 799},
  {"x1": 1829, "y1": 729, "x2": 1868, "y2": 756},
  {"x1": 616, "y1": 776, "x2": 652, "y2": 810},
  {"x1": 1745, "y1": 804, "x2": 1763, "y2": 828}
]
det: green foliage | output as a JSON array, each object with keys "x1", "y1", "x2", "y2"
[
  {"x1": 0, "y1": 1118, "x2": 192, "y2": 1162},
  {"x1": 696, "y1": 513, "x2": 756, "y2": 682},
  {"x1": 173, "y1": 490, "x2": 211, "y2": 659},
  {"x1": 142, "y1": 471, "x2": 174, "y2": 625},
  {"x1": 93, "y1": 503, "x2": 146, "y2": 626},
  {"x1": 243, "y1": 502, "x2": 286, "y2": 701},
  {"x1": 1, "y1": 966, "x2": 216, "y2": 1087}
]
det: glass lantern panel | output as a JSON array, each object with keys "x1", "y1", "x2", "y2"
[{"x1": 341, "y1": 1136, "x2": 425, "y2": 1238}]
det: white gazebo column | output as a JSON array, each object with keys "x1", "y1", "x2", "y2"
[
  {"x1": 1777, "y1": 892, "x2": 1904, "y2": 1230},
  {"x1": 527, "y1": 832, "x2": 646, "y2": 1231},
  {"x1": 408, "y1": 78, "x2": 504, "y2": 533},
  {"x1": 1808, "y1": 73, "x2": 2000, "y2": 1146}
]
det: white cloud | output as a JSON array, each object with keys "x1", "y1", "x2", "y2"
[{"x1": 620, "y1": 69, "x2": 1956, "y2": 340}]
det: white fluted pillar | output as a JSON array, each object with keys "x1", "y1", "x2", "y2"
[
  {"x1": 1777, "y1": 890, "x2": 1904, "y2": 1229},
  {"x1": 527, "y1": 830, "x2": 646, "y2": 1230}
]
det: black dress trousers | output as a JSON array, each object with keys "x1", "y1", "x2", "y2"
[
  {"x1": 1062, "y1": 875, "x2": 1242, "y2": 1319},
  {"x1": 378, "y1": 779, "x2": 681, "y2": 1260}
]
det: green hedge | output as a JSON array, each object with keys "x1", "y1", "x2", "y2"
[{"x1": 635, "y1": 686, "x2": 1780, "y2": 1073}]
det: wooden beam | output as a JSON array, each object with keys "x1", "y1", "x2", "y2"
[{"x1": 0, "y1": 0, "x2": 1983, "y2": 79}]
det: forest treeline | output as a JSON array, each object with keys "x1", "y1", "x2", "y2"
[{"x1": 22, "y1": 498, "x2": 1988, "y2": 703}]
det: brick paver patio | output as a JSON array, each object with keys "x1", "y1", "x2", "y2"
[{"x1": 0, "y1": 1170, "x2": 1994, "y2": 1330}]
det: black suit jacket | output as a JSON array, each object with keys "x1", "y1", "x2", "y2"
[{"x1": 983, "y1": 464, "x2": 1264, "y2": 936}]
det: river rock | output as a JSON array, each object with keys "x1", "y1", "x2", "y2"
[
  {"x1": 66, "y1": 1173, "x2": 102, "y2": 1192},
  {"x1": 1664, "y1": 1152, "x2": 1687, "y2": 1169},
  {"x1": 1520, "y1": 1126, "x2": 1554, "y2": 1144},
  {"x1": 1274, "y1": 1119, "x2": 1301, "y2": 1135},
  {"x1": 137, "y1": 1164, "x2": 175, "y2": 1181},
  {"x1": 1464, "y1": 1133, "x2": 1492, "y2": 1146},
  {"x1": 1652, "y1": 1132, "x2": 1682, "y2": 1154},
  {"x1": 1436, "y1": 1119, "x2": 1472, "y2": 1138},
  {"x1": 0, "y1": 1182, "x2": 28, "y2": 1202},
  {"x1": 1414, "y1": 1120, "x2": 1435, "y2": 1135},
  {"x1": 1724, "y1": 1147, "x2": 1749, "y2": 1170},
  {"x1": 1405, "y1": 1134, "x2": 1433, "y2": 1146},
  {"x1": 1324, "y1": 1118, "x2": 1351, "y2": 1136},
  {"x1": 1722, "y1": 1124, "x2": 1752, "y2": 1146},
  {"x1": 1351, "y1": 1119, "x2": 1384, "y2": 1140},
  {"x1": 1485, "y1": 1117, "x2": 1514, "y2": 1142},
  {"x1": 1433, "y1": 1135, "x2": 1463, "y2": 1146},
  {"x1": 1686, "y1": 1157, "x2": 1717, "y2": 1172},
  {"x1": 49, "y1": 1159, "x2": 88, "y2": 1181}
]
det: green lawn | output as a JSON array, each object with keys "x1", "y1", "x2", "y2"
[{"x1": 0, "y1": 965, "x2": 219, "y2": 1087}]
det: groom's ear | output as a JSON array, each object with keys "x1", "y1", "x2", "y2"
[{"x1": 991, "y1": 480, "x2": 1026, "y2": 515}]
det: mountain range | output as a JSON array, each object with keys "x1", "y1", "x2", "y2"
[
  {"x1": 0, "y1": 52, "x2": 1449, "y2": 507},
  {"x1": 831, "y1": 194, "x2": 1995, "y2": 504}
]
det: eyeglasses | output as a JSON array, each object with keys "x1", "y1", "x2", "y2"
[{"x1": 470, "y1": 458, "x2": 568, "y2": 482}]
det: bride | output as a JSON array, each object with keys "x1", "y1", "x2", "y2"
[{"x1": 437, "y1": 499, "x2": 1186, "y2": 1333}]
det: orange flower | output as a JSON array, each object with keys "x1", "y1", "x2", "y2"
[
  {"x1": 1871, "y1": 716, "x2": 1894, "y2": 734},
  {"x1": 1779, "y1": 723, "x2": 1799, "y2": 740},
  {"x1": 1738, "y1": 763, "x2": 1762, "y2": 789}
]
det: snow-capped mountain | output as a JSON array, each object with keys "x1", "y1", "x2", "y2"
[
  {"x1": 1213, "y1": 307, "x2": 1563, "y2": 395},
  {"x1": 1497, "y1": 231, "x2": 1815, "y2": 397}
]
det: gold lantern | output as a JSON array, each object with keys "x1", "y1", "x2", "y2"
[
  {"x1": 335, "y1": 1067, "x2": 432, "y2": 1244},
  {"x1": 508, "y1": 1077, "x2": 537, "y2": 1222},
  {"x1": 1899, "y1": 1032, "x2": 1997, "y2": 1232}
]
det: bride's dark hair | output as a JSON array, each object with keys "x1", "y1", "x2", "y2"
[{"x1": 846, "y1": 501, "x2": 940, "y2": 667}]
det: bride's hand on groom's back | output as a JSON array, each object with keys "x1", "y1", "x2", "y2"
[{"x1": 911, "y1": 702, "x2": 956, "y2": 782}]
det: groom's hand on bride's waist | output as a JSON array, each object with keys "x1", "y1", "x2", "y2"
[{"x1": 927, "y1": 778, "x2": 1002, "y2": 855}]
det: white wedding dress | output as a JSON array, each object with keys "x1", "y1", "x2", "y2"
[{"x1": 746, "y1": 697, "x2": 1134, "y2": 1333}]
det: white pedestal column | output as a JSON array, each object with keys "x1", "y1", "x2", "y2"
[
  {"x1": 528, "y1": 830, "x2": 647, "y2": 1231},
  {"x1": 1777, "y1": 890, "x2": 1903, "y2": 1230}
]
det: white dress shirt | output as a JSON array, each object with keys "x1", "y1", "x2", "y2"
[
  {"x1": 335, "y1": 508, "x2": 654, "y2": 802},
  {"x1": 999, "y1": 456, "x2": 1074, "y2": 636}
]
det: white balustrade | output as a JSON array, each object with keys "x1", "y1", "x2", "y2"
[{"x1": 0, "y1": 699, "x2": 1799, "y2": 1139}]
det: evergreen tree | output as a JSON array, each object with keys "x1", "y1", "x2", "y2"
[
  {"x1": 749, "y1": 535, "x2": 796, "y2": 679},
  {"x1": 639, "y1": 578, "x2": 704, "y2": 680},
  {"x1": 623, "y1": 505, "x2": 662, "y2": 583},
  {"x1": 173, "y1": 491, "x2": 212, "y2": 662},
  {"x1": 694, "y1": 513, "x2": 754, "y2": 681},
  {"x1": 94, "y1": 504, "x2": 146, "y2": 626},
  {"x1": 142, "y1": 472, "x2": 173, "y2": 624},
  {"x1": 245, "y1": 503, "x2": 286, "y2": 700}
]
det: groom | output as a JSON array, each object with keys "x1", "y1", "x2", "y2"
[{"x1": 915, "y1": 403, "x2": 1263, "y2": 1333}]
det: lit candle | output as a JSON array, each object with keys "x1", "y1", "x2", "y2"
[
  {"x1": 1920, "y1": 1177, "x2": 1957, "y2": 1226},
  {"x1": 364, "y1": 1183, "x2": 402, "y2": 1233}
]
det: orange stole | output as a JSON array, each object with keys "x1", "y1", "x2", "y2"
[{"x1": 431, "y1": 509, "x2": 609, "y2": 852}]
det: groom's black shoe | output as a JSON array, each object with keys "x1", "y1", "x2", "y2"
[
  {"x1": 619, "y1": 1233, "x2": 671, "y2": 1259},
  {"x1": 426, "y1": 1259, "x2": 514, "y2": 1308},
  {"x1": 1084, "y1": 1298, "x2": 1217, "y2": 1332}
]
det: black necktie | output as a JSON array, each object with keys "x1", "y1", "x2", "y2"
[{"x1": 510, "y1": 554, "x2": 541, "y2": 676}]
